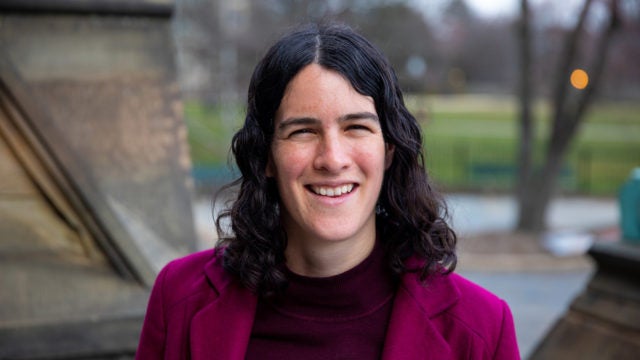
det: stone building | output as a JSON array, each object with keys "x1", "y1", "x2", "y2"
[{"x1": 0, "y1": 1, "x2": 197, "y2": 358}]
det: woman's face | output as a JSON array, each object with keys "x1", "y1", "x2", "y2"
[{"x1": 268, "y1": 64, "x2": 394, "y2": 249}]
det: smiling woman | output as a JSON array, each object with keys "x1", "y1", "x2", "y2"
[
  {"x1": 137, "y1": 23, "x2": 521, "y2": 360},
  {"x1": 268, "y1": 64, "x2": 393, "y2": 277}
]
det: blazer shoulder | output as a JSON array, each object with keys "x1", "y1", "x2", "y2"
[
  {"x1": 163, "y1": 248, "x2": 217, "y2": 280},
  {"x1": 156, "y1": 248, "x2": 221, "y2": 308},
  {"x1": 443, "y1": 273, "x2": 509, "y2": 328},
  {"x1": 443, "y1": 273, "x2": 519, "y2": 358},
  {"x1": 399, "y1": 271, "x2": 519, "y2": 358},
  {"x1": 449, "y1": 273, "x2": 506, "y2": 313}
]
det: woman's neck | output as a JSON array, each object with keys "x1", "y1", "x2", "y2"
[{"x1": 284, "y1": 230, "x2": 376, "y2": 278}]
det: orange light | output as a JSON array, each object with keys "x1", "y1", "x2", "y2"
[{"x1": 570, "y1": 69, "x2": 589, "y2": 90}]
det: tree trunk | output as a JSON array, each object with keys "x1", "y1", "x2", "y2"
[
  {"x1": 516, "y1": 0, "x2": 620, "y2": 233},
  {"x1": 518, "y1": 127, "x2": 577, "y2": 231},
  {"x1": 515, "y1": 0, "x2": 534, "y2": 229}
]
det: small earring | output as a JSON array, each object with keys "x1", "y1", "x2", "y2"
[{"x1": 376, "y1": 203, "x2": 389, "y2": 217}]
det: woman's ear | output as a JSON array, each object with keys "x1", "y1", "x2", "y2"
[{"x1": 384, "y1": 143, "x2": 395, "y2": 170}]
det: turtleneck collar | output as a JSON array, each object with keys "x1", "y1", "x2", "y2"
[{"x1": 268, "y1": 241, "x2": 397, "y2": 321}]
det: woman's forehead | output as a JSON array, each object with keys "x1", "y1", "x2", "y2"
[{"x1": 274, "y1": 64, "x2": 376, "y2": 124}]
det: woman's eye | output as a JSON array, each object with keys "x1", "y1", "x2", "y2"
[
  {"x1": 288, "y1": 128, "x2": 314, "y2": 137},
  {"x1": 347, "y1": 124, "x2": 372, "y2": 132}
]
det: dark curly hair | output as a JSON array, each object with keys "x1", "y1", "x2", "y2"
[{"x1": 216, "y1": 23, "x2": 456, "y2": 297}]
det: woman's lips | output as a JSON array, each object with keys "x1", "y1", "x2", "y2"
[{"x1": 308, "y1": 183, "x2": 356, "y2": 197}]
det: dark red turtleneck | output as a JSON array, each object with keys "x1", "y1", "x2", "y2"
[{"x1": 245, "y1": 243, "x2": 397, "y2": 360}]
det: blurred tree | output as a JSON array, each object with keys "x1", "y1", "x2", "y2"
[
  {"x1": 516, "y1": 0, "x2": 533, "y2": 233},
  {"x1": 601, "y1": 1, "x2": 640, "y2": 99},
  {"x1": 444, "y1": 0, "x2": 472, "y2": 20},
  {"x1": 436, "y1": 0, "x2": 516, "y2": 93},
  {"x1": 176, "y1": 0, "x2": 638, "y2": 104},
  {"x1": 351, "y1": 2, "x2": 437, "y2": 92},
  {"x1": 439, "y1": 0, "x2": 474, "y2": 92},
  {"x1": 174, "y1": 0, "x2": 221, "y2": 103},
  {"x1": 176, "y1": 0, "x2": 441, "y2": 101},
  {"x1": 516, "y1": 0, "x2": 622, "y2": 232}
]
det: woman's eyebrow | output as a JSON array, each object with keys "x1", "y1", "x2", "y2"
[
  {"x1": 277, "y1": 111, "x2": 379, "y2": 131},
  {"x1": 277, "y1": 117, "x2": 320, "y2": 131},
  {"x1": 338, "y1": 112, "x2": 379, "y2": 122}
]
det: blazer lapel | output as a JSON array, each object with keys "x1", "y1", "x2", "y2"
[
  {"x1": 189, "y1": 253, "x2": 258, "y2": 360},
  {"x1": 382, "y1": 272, "x2": 460, "y2": 360}
]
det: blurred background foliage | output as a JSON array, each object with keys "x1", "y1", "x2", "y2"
[{"x1": 173, "y1": 0, "x2": 640, "y2": 195}]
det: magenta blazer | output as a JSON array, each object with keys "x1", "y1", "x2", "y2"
[{"x1": 136, "y1": 249, "x2": 520, "y2": 359}]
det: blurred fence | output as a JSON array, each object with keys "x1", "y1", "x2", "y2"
[
  {"x1": 425, "y1": 141, "x2": 639, "y2": 195},
  {"x1": 185, "y1": 96, "x2": 639, "y2": 197}
]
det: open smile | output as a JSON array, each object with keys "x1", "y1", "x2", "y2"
[{"x1": 308, "y1": 184, "x2": 356, "y2": 197}]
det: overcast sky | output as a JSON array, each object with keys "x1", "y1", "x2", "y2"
[
  {"x1": 411, "y1": 0, "x2": 520, "y2": 22},
  {"x1": 465, "y1": 0, "x2": 586, "y2": 20},
  {"x1": 412, "y1": 0, "x2": 587, "y2": 25},
  {"x1": 466, "y1": 0, "x2": 519, "y2": 18}
]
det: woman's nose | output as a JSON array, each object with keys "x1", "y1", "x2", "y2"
[{"x1": 313, "y1": 134, "x2": 351, "y2": 173}]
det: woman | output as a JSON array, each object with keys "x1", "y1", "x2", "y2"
[{"x1": 137, "y1": 23, "x2": 520, "y2": 359}]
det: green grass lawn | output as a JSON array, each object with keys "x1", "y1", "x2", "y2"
[{"x1": 185, "y1": 94, "x2": 640, "y2": 195}]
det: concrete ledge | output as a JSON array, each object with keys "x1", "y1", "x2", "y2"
[
  {"x1": 458, "y1": 252, "x2": 593, "y2": 272},
  {"x1": 0, "y1": 316, "x2": 141, "y2": 360},
  {"x1": 457, "y1": 231, "x2": 594, "y2": 272},
  {"x1": 530, "y1": 241, "x2": 640, "y2": 359}
]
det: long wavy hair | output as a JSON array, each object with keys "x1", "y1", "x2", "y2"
[{"x1": 216, "y1": 23, "x2": 456, "y2": 297}]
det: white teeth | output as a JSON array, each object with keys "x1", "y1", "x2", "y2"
[{"x1": 312, "y1": 184, "x2": 354, "y2": 197}]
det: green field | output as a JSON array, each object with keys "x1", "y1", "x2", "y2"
[{"x1": 185, "y1": 94, "x2": 640, "y2": 195}]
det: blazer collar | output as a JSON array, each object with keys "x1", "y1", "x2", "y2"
[
  {"x1": 190, "y1": 250, "x2": 258, "y2": 360},
  {"x1": 382, "y1": 271, "x2": 461, "y2": 360},
  {"x1": 190, "y1": 252, "x2": 461, "y2": 360}
]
